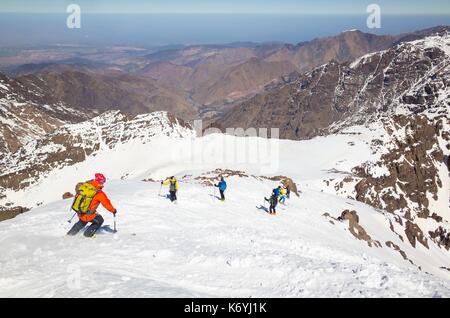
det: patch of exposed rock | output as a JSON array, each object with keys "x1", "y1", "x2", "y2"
[
  {"x1": 385, "y1": 241, "x2": 414, "y2": 265},
  {"x1": 260, "y1": 176, "x2": 299, "y2": 196},
  {"x1": 405, "y1": 221, "x2": 429, "y2": 249},
  {"x1": 195, "y1": 169, "x2": 250, "y2": 186},
  {"x1": 338, "y1": 210, "x2": 382, "y2": 248},
  {"x1": 0, "y1": 206, "x2": 30, "y2": 222},
  {"x1": 429, "y1": 226, "x2": 450, "y2": 250},
  {"x1": 62, "y1": 192, "x2": 74, "y2": 200},
  {"x1": 347, "y1": 115, "x2": 446, "y2": 221}
]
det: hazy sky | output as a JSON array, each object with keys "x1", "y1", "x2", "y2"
[
  {"x1": 0, "y1": 1, "x2": 449, "y2": 48},
  {"x1": 1, "y1": 0, "x2": 450, "y2": 15}
]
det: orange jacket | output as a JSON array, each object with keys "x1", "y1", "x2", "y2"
[{"x1": 78, "y1": 180, "x2": 116, "y2": 223}]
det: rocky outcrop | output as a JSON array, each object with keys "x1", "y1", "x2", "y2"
[
  {"x1": 322, "y1": 213, "x2": 339, "y2": 225},
  {"x1": 324, "y1": 112, "x2": 449, "y2": 251},
  {"x1": 405, "y1": 221, "x2": 429, "y2": 249},
  {"x1": 62, "y1": 192, "x2": 74, "y2": 200},
  {"x1": 338, "y1": 210, "x2": 382, "y2": 248},
  {"x1": 351, "y1": 115, "x2": 446, "y2": 221},
  {"x1": 429, "y1": 227, "x2": 450, "y2": 250},
  {"x1": 0, "y1": 206, "x2": 30, "y2": 222},
  {"x1": 385, "y1": 241, "x2": 414, "y2": 265},
  {"x1": 195, "y1": 169, "x2": 250, "y2": 186},
  {"x1": 261, "y1": 176, "x2": 299, "y2": 197}
]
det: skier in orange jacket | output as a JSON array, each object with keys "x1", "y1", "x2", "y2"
[{"x1": 67, "y1": 173, "x2": 117, "y2": 237}]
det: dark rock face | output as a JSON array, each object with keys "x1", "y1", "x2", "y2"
[
  {"x1": 405, "y1": 221, "x2": 429, "y2": 249},
  {"x1": 446, "y1": 155, "x2": 450, "y2": 172},
  {"x1": 338, "y1": 210, "x2": 382, "y2": 247},
  {"x1": 62, "y1": 192, "x2": 74, "y2": 200},
  {"x1": 429, "y1": 227, "x2": 450, "y2": 250},
  {"x1": 385, "y1": 241, "x2": 411, "y2": 262},
  {"x1": 0, "y1": 206, "x2": 30, "y2": 222},
  {"x1": 351, "y1": 115, "x2": 446, "y2": 221},
  {"x1": 261, "y1": 176, "x2": 299, "y2": 197},
  {"x1": 340, "y1": 210, "x2": 360, "y2": 223}
]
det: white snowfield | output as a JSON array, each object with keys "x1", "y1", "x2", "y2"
[{"x1": 1, "y1": 130, "x2": 450, "y2": 298}]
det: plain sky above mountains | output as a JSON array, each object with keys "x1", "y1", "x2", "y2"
[
  {"x1": 0, "y1": 1, "x2": 449, "y2": 48},
  {"x1": 2, "y1": 0, "x2": 450, "y2": 15}
]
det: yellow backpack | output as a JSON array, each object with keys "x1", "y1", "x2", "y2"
[{"x1": 72, "y1": 183, "x2": 98, "y2": 214}]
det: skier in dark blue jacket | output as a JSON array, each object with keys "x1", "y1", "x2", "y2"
[
  {"x1": 273, "y1": 186, "x2": 282, "y2": 198},
  {"x1": 215, "y1": 177, "x2": 227, "y2": 201}
]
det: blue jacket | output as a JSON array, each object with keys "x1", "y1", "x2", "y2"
[
  {"x1": 273, "y1": 187, "x2": 281, "y2": 197},
  {"x1": 218, "y1": 181, "x2": 227, "y2": 192}
]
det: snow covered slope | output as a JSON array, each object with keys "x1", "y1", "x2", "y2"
[
  {"x1": 0, "y1": 127, "x2": 450, "y2": 297},
  {"x1": 1, "y1": 175, "x2": 450, "y2": 297}
]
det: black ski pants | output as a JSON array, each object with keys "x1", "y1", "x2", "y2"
[{"x1": 67, "y1": 214, "x2": 104, "y2": 237}]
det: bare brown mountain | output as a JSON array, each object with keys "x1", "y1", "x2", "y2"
[
  {"x1": 139, "y1": 61, "x2": 193, "y2": 91},
  {"x1": 18, "y1": 64, "x2": 198, "y2": 120},
  {"x1": 192, "y1": 58, "x2": 297, "y2": 105},
  {"x1": 136, "y1": 29, "x2": 428, "y2": 110},
  {"x1": 265, "y1": 30, "x2": 396, "y2": 72}
]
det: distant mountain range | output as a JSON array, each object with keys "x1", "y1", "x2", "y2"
[{"x1": 2, "y1": 25, "x2": 448, "y2": 122}]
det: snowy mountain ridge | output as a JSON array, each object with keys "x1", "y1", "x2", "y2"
[
  {"x1": 217, "y1": 32, "x2": 450, "y2": 140},
  {"x1": 0, "y1": 73, "x2": 93, "y2": 156},
  {"x1": 0, "y1": 110, "x2": 194, "y2": 209},
  {"x1": 328, "y1": 33, "x2": 450, "y2": 131}
]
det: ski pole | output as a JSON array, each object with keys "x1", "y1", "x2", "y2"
[
  {"x1": 68, "y1": 212, "x2": 76, "y2": 224},
  {"x1": 67, "y1": 195, "x2": 79, "y2": 224},
  {"x1": 114, "y1": 214, "x2": 117, "y2": 233},
  {"x1": 158, "y1": 183, "x2": 162, "y2": 196}
]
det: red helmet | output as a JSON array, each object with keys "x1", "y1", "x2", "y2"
[{"x1": 95, "y1": 173, "x2": 106, "y2": 184}]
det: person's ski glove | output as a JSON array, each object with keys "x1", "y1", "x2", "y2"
[{"x1": 113, "y1": 209, "x2": 117, "y2": 216}]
